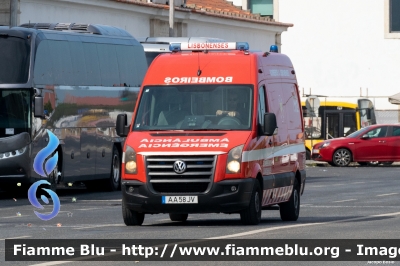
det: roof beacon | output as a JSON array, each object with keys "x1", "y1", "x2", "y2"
[
  {"x1": 169, "y1": 42, "x2": 249, "y2": 52},
  {"x1": 270, "y1": 45, "x2": 278, "y2": 53}
]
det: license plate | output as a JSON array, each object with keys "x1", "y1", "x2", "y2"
[
  {"x1": 312, "y1": 149, "x2": 319, "y2": 154},
  {"x1": 162, "y1": 196, "x2": 198, "y2": 204}
]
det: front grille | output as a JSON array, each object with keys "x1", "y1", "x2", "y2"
[{"x1": 145, "y1": 155, "x2": 216, "y2": 194}]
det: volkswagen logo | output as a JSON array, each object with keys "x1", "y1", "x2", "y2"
[{"x1": 173, "y1": 160, "x2": 186, "y2": 174}]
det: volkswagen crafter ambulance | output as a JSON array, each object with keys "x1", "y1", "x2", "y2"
[{"x1": 116, "y1": 42, "x2": 306, "y2": 225}]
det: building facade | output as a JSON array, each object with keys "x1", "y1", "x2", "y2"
[{"x1": 0, "y1": 0, "x2": 291, "y2": 52}]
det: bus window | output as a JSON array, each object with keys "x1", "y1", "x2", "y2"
[
  {"x1": 0, "y1": 36, "x2": 30, "y2": 84},
  {"x1": 343, "y1": 113, "x2": 357, "y2": 136}
]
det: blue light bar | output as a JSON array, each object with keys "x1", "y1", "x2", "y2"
[
  {"x1": 169, "y1": 43, "x2": 181, "y2": 52},
  {"x1": 270, "y1": 45, "x2": 278, "y2": 53},
  {"x1": 236, "y1": 42, "x2": 249, "y2": 51}
]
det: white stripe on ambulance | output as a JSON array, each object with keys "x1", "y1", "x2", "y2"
[
  {"x1": 242, "y1": 143, "x2": 305, "y2": 162},
  {"x1": 164, "y1": 76, "x2": 233, "y2": 84}
]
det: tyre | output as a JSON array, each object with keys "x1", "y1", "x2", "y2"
[
  {"x1": 332, "y1": 148, "x2": 352, "y2": 167},
  {"x1": 122, "y1": 199, "x2": 144, "y2": 226},
  {"x1": 306, "y1": 149, "x2": 311, "y2": 160},
  {"x1": 48, "y1": 157, "x2": 60, "y2": 192},
  {"x1": 240, "y1": 180, "x2": 262, "y2": 225},
  {"x1": 107, "y1": 148, "x2": 121, "y2": 191},
  {"x1": 279, "y1": 179, "x2": 300, "y2": 221},
  {"x1": 169, "y1": 213, "x2": 188, "y2": 222},
  {"x1": 380, "y1": 161, "x2": 394, "y2": 166}
]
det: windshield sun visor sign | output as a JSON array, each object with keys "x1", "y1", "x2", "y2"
[{"x1": 164, "y1": 76, "x2": 233, "y2": 84}]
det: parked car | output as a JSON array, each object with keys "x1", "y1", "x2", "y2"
[{"x1": 312, "y1": 124, "x2": 400, "y2": 166}]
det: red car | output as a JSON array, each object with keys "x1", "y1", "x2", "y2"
[{"x1": 312, "y1": 124, "x2": 400, "y2": 166}]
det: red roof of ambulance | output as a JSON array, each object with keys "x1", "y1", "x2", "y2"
[{"x1": 143, "y1": 51, "x2": 255, "y2": 85}]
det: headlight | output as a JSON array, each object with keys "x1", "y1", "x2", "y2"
[
  {"x1": 226, "y1": 145, "x2": 244, "y2": 174},
  {"x1": 123, "y1": 146, "x2": 137, "y2": 174},
  {"x1": 0, "y1": 147, "x2": 26, "y2": 160},
  {"x1": 320, "y1": 142, "x2": 330, "y2": 148}
]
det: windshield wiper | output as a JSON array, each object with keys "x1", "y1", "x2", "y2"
[{"x1": 189, "y1": 128, "x2": 232, "y2": 131}]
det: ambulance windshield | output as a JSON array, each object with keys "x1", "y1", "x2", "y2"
[{"x1": 133, "y1": 85, "x2": 253, "y2": 131}]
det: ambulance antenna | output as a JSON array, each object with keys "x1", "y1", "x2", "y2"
[{"x1": 197, "y1": 52, "x2": 202, "y2": 76}]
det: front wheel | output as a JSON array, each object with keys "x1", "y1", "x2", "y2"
[
  {"x1": 122, "y1": 199, "x2": 144, "y2": 226},
  {"x1": 279, "y1": 179, "x2": 300, "y2": 221},
  {"x1": 332, "y1": 148, "x2": 352, "y2": 167},
  {"x1": 240, "y1": 180, "x2": 262, "y2": 225}
]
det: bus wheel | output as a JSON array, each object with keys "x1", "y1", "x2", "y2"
[
  {"x1": 169, "y1": 213, "x2": 188, "y2": 222},
  {"x1": 122, "y1": 199, "x2": 144, "y2": 226},
  {"x1": 306, "y1": 149, "x2": 311, "y2": 160},
  {"x1": 107, "y1": 148, "x2": 121, "y2": 191},
  {"x1": 240, "y1": 180, "x2": 262, "y2": 225},
  {"x1": 279, "y1": 179, "x2": 300, "y2": 221},
  {"x1": 49, "y1": 163, "x2": 59, "y2": 192},
  {"x1": 332, "y1": 149, "x2": 352, "y2": 167}
]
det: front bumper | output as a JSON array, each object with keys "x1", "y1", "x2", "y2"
[{"x1": 122, "y1": 178, "x2": 255, "y2": 214}]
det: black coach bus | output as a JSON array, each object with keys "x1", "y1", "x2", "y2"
[{"x1": 0, "y1": 23, "x2": 147, "y2": 191}]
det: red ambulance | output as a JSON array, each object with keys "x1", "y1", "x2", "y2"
[{"x1": 116, "y1": 42, "x2": 306, "y2": 225}]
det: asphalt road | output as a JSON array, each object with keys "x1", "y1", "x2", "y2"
[{"x1": 1, "y1": 164, "x2": 400, "y2": 266}]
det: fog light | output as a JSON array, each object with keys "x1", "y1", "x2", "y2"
[
  {"x1": 231, "y1": 186, "x2": 237, "y2": 192},
  {"x1": 17, "y1": 183, "x2": 21, "y2": 187},
  {"x1": 128, "y1": 186, "x2": 134, "y2": 193},
  {"x1": 68, "y1": 183, "x2": 73, "y2": 187}
]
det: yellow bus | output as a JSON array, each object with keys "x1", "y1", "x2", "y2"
[{"x1": 301, "y1": 97, "x2": 376, "y2": 159}]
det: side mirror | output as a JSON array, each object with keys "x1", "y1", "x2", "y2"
[
  {"x1": 263, "y1": 113, "x2": 278, "y2": 136},
  {"x1": 34, "y1": 97, "x2": 44, "y2": 118},
  {"x1": 116, "y1": 114, "x2": 130, "y2": 137},
  {"x1": 360, "y1": 134, "x2": 369, "y2": 139}
]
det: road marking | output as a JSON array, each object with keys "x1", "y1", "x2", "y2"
[
  {"x1": 0, "y1": 235, "x2": 31, "y2": 241},
  {"x1": 73, "y1": 208, "x2": 102, "y2": 211},
  {"x1": 74, "y1": 224, "x2": 124, "y2": 230},
  {"x1": 376, "y1": 193, "x2": 398, "y2": 197},
  {"x1": 0, "y1": 215, "x2": 30, "y2": 219},
  {"x1": 302, "y1": 206, "x2": 399, "y2": 208},
  {"x1": 208, "y1": 211, "x2": 400, "y2": 239},
  {"x1": 29, "y1": 211, "x2": 400, "y2": 266},
  {"x1": 79, "y1": 199, "x2": 122, "y2": 202},
  {"x1": 333, "y1": 199, "x2": 357, "y2": 203}
]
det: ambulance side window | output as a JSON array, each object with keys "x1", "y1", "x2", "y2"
[{"x1": 258, "y1": 85, "x2": 266, "y2": 128}]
